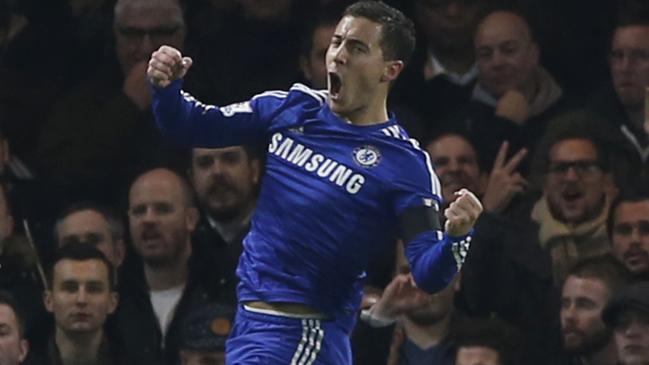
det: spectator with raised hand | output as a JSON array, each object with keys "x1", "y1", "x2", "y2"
[
  {"x1": 37, "y1": 0, "x2": 188, "y2": 205},
  {"x1": 426, "y1": 131, "x2": 554, "y2": 365},
  {"x1": 441, "y1": 9, "x2": 566, "y2": 174},
  {"x1": 358, "y1": 242, "x2": 460, "y2": 365}
]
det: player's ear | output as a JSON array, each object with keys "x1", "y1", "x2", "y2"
[{"x1": 381, "y1": 60, "x2": 404, "y2": 83}]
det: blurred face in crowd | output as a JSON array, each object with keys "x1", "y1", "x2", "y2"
[
  {"x1": 0, "y1": 304, "x2": 28, "y2": 365},
  {"x1": 560, "y1": 276, "x2": 613, "y2": 354},
  {"x1": 610, "y1": 25, "x2": 649, "y2": 111},
  {"x1": 191, "y1": 147, "x2": 260, "y2": 222},
  {"x1": 114, "y1": 1, "x2": 185, "y2": 74},
  {"x1": 57, "y1": 210, "x2": 125, "y2": 267},
  {"x1": 45, "y1": 259, "x2": 117, "y2": 334},
  {"x1": 395, "y1": 243, "x2": 459, "y2": 325},
  {"x1": 614, "y1": 309, "x2": 649, "y2": 365},
  {"x1": 326, "y1": 15, "x2": 402, "y2": 122},
  {"x1": 455, "y1": 346, "x2": 501, "y2": 365},
  {"x1": 427, "y1": 134, "x2": 483, "y2": 204},
  {"x1": 611, "y1": 200, "x2": 649, "y2": 276},
  {"x1": 544, "y1": 139, "x2": 608, "y2": 224},
  {"x1": 415, "y1": 0, "x2": 485, "y2": 52},
  {"x1": 301, "y1": 24, "x2": 336, "y2": 89},
  {"x1": 180, "y1": 351, "x2": 225, "y2": 365},
  {"x1": 474, "y1": 11, "x2": 539, "y2": 99},
  {"x1": 129, "y1": 169, "x2": 198, "y2": 268}
]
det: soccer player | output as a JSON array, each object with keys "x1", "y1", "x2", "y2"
[{"x1": 147, "y1": 1, "x2": 483, "y2": 363}]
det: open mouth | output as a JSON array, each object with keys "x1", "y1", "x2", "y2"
[
  {"x1": 561, "y1": 190, "x2": 583, "y2": 203},
  {"x1": 328, "y1": 72, "x2": 342, "y2": 98}
]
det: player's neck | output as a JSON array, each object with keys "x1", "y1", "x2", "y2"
[
  {"x1": 56, "y1": 327, "x2": 104, "y2": 364},
  {"x1": 337, "y1": 97, "x2": 389, "y2": 126}
]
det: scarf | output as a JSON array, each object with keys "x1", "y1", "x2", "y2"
[{"x1": 531, "y1": 196, "x2": 611, "y2": 284}]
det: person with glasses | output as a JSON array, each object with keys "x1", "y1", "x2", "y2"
[
  {"x1": 531, "y1": 114, "x2": 615, "y2": 284},
  {"x1": 36, "y1": 0, "x2": 188, "y2": 205}
]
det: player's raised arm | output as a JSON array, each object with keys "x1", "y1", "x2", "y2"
[
  {"x1": 147, "y1": 46, "x2": 279, "y2": 149},
  {"x1": 401, "y1": 188, "x2": 482, "y2": 294}
]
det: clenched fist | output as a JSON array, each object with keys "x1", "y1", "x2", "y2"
[
  {"x1": 147, "y1": 45, "x2": 193, "y2": 88},
  {"x1": 444, "y1": 188, "x2": 483, "y2": 237}
]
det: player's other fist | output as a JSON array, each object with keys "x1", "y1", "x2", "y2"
[
  {"x1": 444, "y1": 188, "x2": 483, "y2": 237},
  {"x1": 147, "y1": 45, "x2": 193, "y2": 88}
]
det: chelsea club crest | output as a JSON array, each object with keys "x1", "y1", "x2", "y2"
[{"x1": 353, "y1": 145, "x2": 381, "y2": 168}]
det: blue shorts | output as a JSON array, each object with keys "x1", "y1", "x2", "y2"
[{"x1": 226, "y1": 305, "x2": 352, "y2": 365}]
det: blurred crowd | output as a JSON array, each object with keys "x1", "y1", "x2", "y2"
[{"x1": 1, "y1": 0, "x2": 649, "y2": 364}]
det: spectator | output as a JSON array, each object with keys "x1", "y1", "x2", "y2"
[
  {"x1": 608, "y1": 188, "x2": 649, "y2": 281},
  {"x1": 37, "y1": 243, "x2": 121, "y2": 365},
  {"x1": 392, "y1": 0, "x2": 489, "y2": 136},
  {"x1": 426, "y1": 132, "x2": 555, "y2": 365},
  {"x1": 453, "y1": 317, "x2": 521, "y2": 365},
  {"x1": 298, "y1": 7, "x2": 339, "y2": 89},
  {"x1": 0, "y1": 290, "x2": 29, "y2": 365},
  {"x1": 531, "y1": 115, "x2": 614, "y2": 283},
  {"x1": 115, "y1": 168, "x2": 220, "y2": 365},
  {"x1": 189, "y1": 146, "x2": 261, "y2": 305},
  {"x1": 359, "y1": 242, "x2": 460, "y2": 365},
  {"x1": 178, "y1": 304, "x2": 235, "y2": 365},
  {"x1": 37, "y1": 0, "x2": 187, "y2": 205},
  {"x1": 54, "y1": 203, "x2": 126, "y2": 268},
  {"x1": 558, "y1": 255, "x2": 631, "y2": 365},
  {"x1": 443, "y1": 9, "x2": 565, "y2": 173},
  {"x1": 0, "y1": 182, "x2": 46, "y2": 343},
  {"x1": 602, "y1": 281, "x2": 649, "y2": 365}
]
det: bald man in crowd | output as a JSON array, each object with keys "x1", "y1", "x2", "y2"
[{"x1": 441, "y1": 10, "x2": 566, "y2": 174}]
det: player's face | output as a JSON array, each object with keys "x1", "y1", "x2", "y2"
[
  {"x1": 129, "y1": 172, "x2": 196, "y2": 267},
  {"x1": 544, "y1": 139, "x2": 608, "y2": 224},
  {"x1": 326, "y1": 16, "x2": 391, "y2": 119},
  {"x1": 611, "y1": 201, "x2": 649, "y2": 275},
  {"x1": 114, "y1": 5, "x2": 185, "y2": 74},
  {"x1": 427, "y1": 134, "x2": 482, "y2": 204},
  {"x1": 58, "y1": 210, "x2": 123, "y2": 267},
  {"x1": 560, "y1": 276, "x2": 612, "y2": 354},
  {"x1": 44, "y1": 259, "x2": 117, "y2": 334},
  {"x1": 455, "y1": 346, "x2": 501, "y2": 365},
  {"x1": 611, "y1": 26, "x2": 649, "y2": 111},
  {"x1": 614, "y1": 310, "x2": 649, "y2": 365},
  {"x1": 191, "y1": 147, "x2": 260, "y2": 222},
  {"x1": 0, "y1": 304, "x2": 28, "y2": 365}
]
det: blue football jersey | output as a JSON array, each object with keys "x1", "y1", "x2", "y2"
[{"x1": 153, "y1": 81, "x2": 464, "y2": 333}]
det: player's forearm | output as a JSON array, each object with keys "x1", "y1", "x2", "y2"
[{"x1": 405, "y1": 230, "x2": 471, "y2": 293}]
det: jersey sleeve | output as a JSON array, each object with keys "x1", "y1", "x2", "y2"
[
  {"x1": 392, "y1": 140, "x2": 470, "y2": 294},
  {"x1": 151, "y1": 80, "x2": 287, "y2": 148}
]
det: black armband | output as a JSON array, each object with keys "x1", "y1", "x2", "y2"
[{"x1": 398, "y1": 205, "x2": 441, "y2": 243}]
